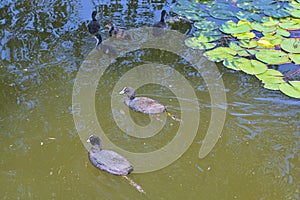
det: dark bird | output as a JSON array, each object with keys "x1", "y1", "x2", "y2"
[
  {"x1": 94, "y1": 33, "x2": 119, "y2": 55},
  {"x1": 119, "y1": 87, "x2": 181, "y2": 122},
  {"x1": 152, "y1": 10, "x2": 167, "y2": 36},
  {"x1": 87, "y1": 135, "x2": 133, "y2": 175},
  {"x1": 105, "y1": 22, "x2": 131, "y2": 40},
  {"x1": 88, "y1": 11, "x2": 100, "y2": 35},
  {"x1": 87, "y1": 135, "x2": 145, "y2": 193}
]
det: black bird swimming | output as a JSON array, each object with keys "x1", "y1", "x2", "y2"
[
  {"x1": 152, "y1": 10, "x2": 167, "y2": 36},
  {"x1": 87, "y1": 135, "x2": 145, "y2": 193},
  {"x1": 88, "y1": 11, "x2": 100, "y2": 35},
  {"x1": 105, "y1": 22, "x2": 131, "y2": 40}
]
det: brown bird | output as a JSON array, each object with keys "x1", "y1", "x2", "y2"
[{"x1": 105, "y1": 22, "x2": 131, "y2": 40}]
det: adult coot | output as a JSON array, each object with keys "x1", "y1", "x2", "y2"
[
  {"x1": 105, "y1": 22, "x2": 131, "y2": 40},
  {"x1": 87, "y1": 135, "x2": 145, "y2": 193},
  {"x1": 87, "y1": 135, "x2": 133, "y2": 175},
  {"x1": 152, "y1": 10, "x2": 167, "y2": 36},
  {"x1": 88, "y1": 11, "x2": 100, "y2": 35}
]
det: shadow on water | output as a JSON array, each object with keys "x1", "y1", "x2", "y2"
[{"x1": 0, "y1": 0, "x2": 299, "y2": 199}]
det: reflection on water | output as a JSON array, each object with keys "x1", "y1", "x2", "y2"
[{"x1": 1, "y1": 0, "x2": 299, "y2": 199}]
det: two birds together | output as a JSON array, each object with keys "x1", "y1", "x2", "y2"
[
  {"x1": 87, "y1": 10, "x2": 167, "y2": 54},
  {"x1": 88, "y1": 86, "x2": 181, "y2": 193}
]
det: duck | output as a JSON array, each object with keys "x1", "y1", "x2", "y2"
[
  {"x1": 88, "y1": 11, "x2": 100, "y2": 35},
  {"x1": 105, "y1": 22, "x2": 131, "y2": 40},
  {"x1": 87, "y1": 135, "x2": 145, "y2": 193},
  {"x1": 152, "y1": 10, "x2": 167, "y2": 36},
  {"x1": 119, "y1": 87, "x2": 167, "y2": 115},
  {"x1": 94, "y1": 33, "x2": 119, "y2": 55}
]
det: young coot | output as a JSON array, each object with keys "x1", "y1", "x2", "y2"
[
  {"x1": 94, "y1": 33, "x2": 119, "y2": 55},
  {"x1": 119, "y1": 87, "x2": 167, "y2": 115},
  {"x1": 105, "y1": 22, "x2": 131, "y2": 40}
]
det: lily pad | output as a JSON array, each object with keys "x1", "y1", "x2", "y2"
[
  {"x1": 280, "y1": 38, "x2": 300, "y2": 53},
  {"x1": 204, "y1": 47, "x2": 237, "y2": 62},
  {"x1": 194, "y1": 21, "x2": 219, "y2": 31},
  {"x1": 233, "y1": 32, "x2": 256, "y2": 40},
  {"x1": 184, "y1": 37, "x2": 216, "y2": 50},
  {"x1": 255, "y1": 50, "x2": 290, "y2": 64},
  {"x1": 238, "y1": 59, "x2": 268, "y2": 75},
  {"x1": 220, "y1": 20, "x2": 251, "y2": 34},
  {"x1": 290, "y1": 9, "x2": 300, "y2": 18},
  {"x1": 251, "y1": 22, "x2": 277, "y2": 32},
  {"x1": 289, "y1": 53, "x2": 300, "y2": 64},
  {"x1": 279, "y1": 19, "x2": 300, "y2": 30},
  {"x1": 264, "y1": 9, "x2": 290, "y2": 18},
  {"x1": 223, "y1": 58, "x2": 241, "y2": 70},
  {"x1": 275, "y1": 28, "x2": 290, "y2": 37},
  {"x1": 239, "y1": 40, "x2": 258, "y2": 48},
  {"x1": 279, "y1": 81, "x2": 300, "y2": 98},
  {"x1": 256, "y1": 69, "x2": 285, "y2": 90},
  {"x1": 236, "y1": 11, "x2": 263, "y2": 21},
  {"x1": 229, "y1": 42, "x2": 250, "y2": 56}
]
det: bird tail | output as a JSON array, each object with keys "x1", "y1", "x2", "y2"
[
  {"x1": 167, "y1": 112, "x2": 182, "y2": 122},
  {"x1": 121, "y1": 175, "x2": 145, "y2": 194}
]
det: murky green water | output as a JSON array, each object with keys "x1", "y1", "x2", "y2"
[{"x1": 1, "y1": 0, "x2": 299, "y2": 199}]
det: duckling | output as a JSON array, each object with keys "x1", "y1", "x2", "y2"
[
  {"x1": 94, "y1": 33, "x2": 119, "y2": 56},
  {"x1": 105, "y1": 22, "x2": 131, "y2": 40},
  {"x1": 152, "y1": 10, "x2": 167, "y2": 36},
  {"x1": 88, "y1": 11, "x2": 100, "y2": 35}
]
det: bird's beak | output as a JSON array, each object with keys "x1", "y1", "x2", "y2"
[
  {"x1": 87, "y1": 138, "x2": 90, "y2": 143},
  {"x1": 119, "y1": 88, "x2": 125, "y2": 94},
  {"x1": 104, "y1": 24, "x2": 109, "y2": 28}
]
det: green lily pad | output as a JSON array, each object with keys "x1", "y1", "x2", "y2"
[
  {"x1": 256, "y1": 69, "x2": 285, "y2": 90},
  {"x1": 209, "y1": 8, "x2": 235, "y2": 20},
  {"x1": 233, "y1": 31, "x2": 256, "y2": 40},
  {"x1": 251, "y1": 22, "x2": 277, "y2": 32},
  {"x1": 236, "y1": 11, "x2": 263, "y2": 21},
  {"x1": 275, "y1": 28, "x2": 290, "y2": 37},
  {"x1": 290, "y1": 9, "x2": 300, "y2": 18},
  {"x1": 256, "y1": 69, "x2": 283, "y2": 80},
  {"x1": 193, "y1": 30, "x2": 222, "y2": 37},
  {"x1": 257, "y1": 35, "x2": 282, "y2": 48},
  {"x1": 289, "y1": 53, "x2": 300, "y2": 64},
  {"x1": 279, "y1": 19, "x2": 300, "y2": 30},
  {"x1": 255, "y1": 50, "x2": 290, "y2": 64},
  {"x1": 239, "y1": 40, "x2": 258, "y2": 48},
  {"x1": 280, "y1": 38, "x2": 300, "y2": 53},
  {"x1": 289, "y1": 1, "x2": 300, "y2": 9},
  {"x1": 220, "y1": 20, "x2": 251, "y2": 34},
  {"x1": 184, "y1": 37, "x2": 216, "y2": 50},
  {"x1": 238, "y1": 59, "x2": 268, "y2": 75},
  {"x1": 204, "y1": 47, "x2": 236, "y2": 62},
  {"x1": 264, "y1": 9, "x2": 290, "y2": 18},
  {"x1": 223, "y1": 58, "x2": 241, "y2": 71},
  {"x1": 194, "y1": 21, "x2": 219, "y2": 31},
  {"x1": 279, "y1": 81, "x2": 300, "y2": 98}
]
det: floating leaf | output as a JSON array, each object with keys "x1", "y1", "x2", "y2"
[
  {"x1": 255, "y1": 50, "x2": 290, "y2": 64},
  {"x1": 239, "y1": 40, "x2": 258, "y2": 48},
  {"x1": 290, "y1": 9, "x2": 300, "y2": 18},
  {"x1": 257, "y1": 35, "x2": 282, "y2": 48},
  {"x1": 279, "y1": 81, "x2": 300, "y2": 98},
  {"x1": 233, "y1": 32, "x2": 256, "y2": 40},
  {"x1": 193, "y1": 30, "x2": 222, "y2": 37},
  {"x1": 236, "y1": 58, "x2": 268, "y2": 75},
  {"x1": 220, "y1": 20, "x2": 251, "y2": 34},
  {"x1": 289, "y1": 53, "x2": 300, "y2": 64},
  {"x1": 256, "y1": 69, "x2": 285, "y2": 90},
  {"x1": 264, "y1": 9, "x2": 290, "y2": 18},
  {"x1": 251, "y1": 22, "x2": 277, "y2": 32},
  {"x1": 280, "y1": 38, "x2": 300, "y2": 53},
  {"x1": 236, "y1": 11, "x2": 263, "y2": 21},
  {"x1": 275, "y1": 28, "x2": 290, "y2": 37},
  {"x1": 204, "y1": 47, "x2": 236, "y2": 62},
  {"x1": 209, "y1": 2, "x2": 236, "y2": 19},
  {"x1": 194, "y1": 21, "x2": 219, "y2": 31},
  {"x1": 279, "y1": 19, "x2": 300, "y2": 30},
  {"x1": 223, "y1": 58, "x2": 241, "y2": 70},
  {"x1": 185, "y1": 37, "x2": 216, "y2": 50}
]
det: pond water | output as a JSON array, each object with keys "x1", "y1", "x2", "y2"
[{"x1": 1, "y1": 0, "x2": 299, "y2": 199}]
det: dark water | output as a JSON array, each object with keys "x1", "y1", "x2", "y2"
[{"x1": 1, "y1": 0, "x2": 299, "y2": 199}]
